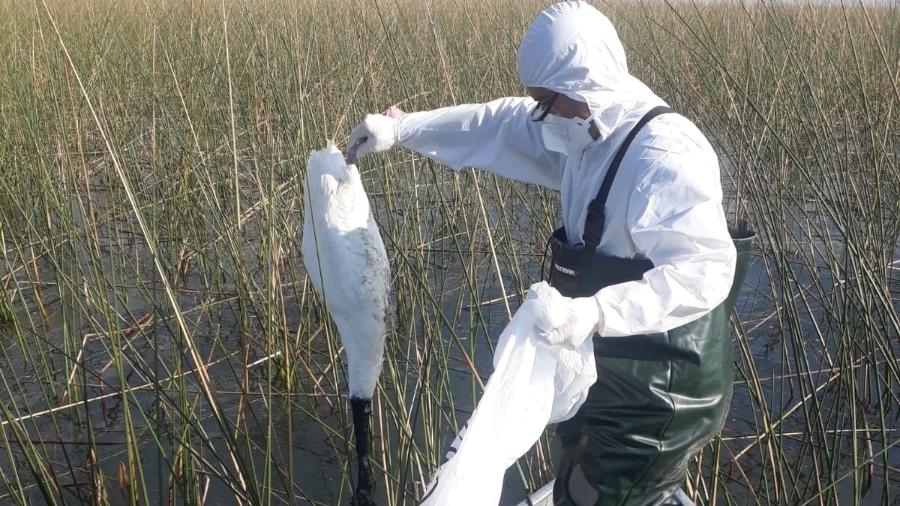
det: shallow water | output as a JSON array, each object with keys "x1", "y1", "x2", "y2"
[{"x1": 2, "y1": 181, "x2": 897, "y2": 505}]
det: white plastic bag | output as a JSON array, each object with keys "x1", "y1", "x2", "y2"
[{"x1": 420, "y1": 282, "x2": 597, "y2": 506}]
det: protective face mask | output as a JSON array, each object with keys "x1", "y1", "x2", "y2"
[{"x1": 541, "y1": 114, "x2": 596, "y2": 157}]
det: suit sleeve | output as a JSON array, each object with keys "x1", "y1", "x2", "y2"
[{"x1": 397, "y1": 97, "x2": 563, "y2": 190}]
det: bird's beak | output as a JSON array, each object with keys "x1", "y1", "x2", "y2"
[{"x1": 345, "y1": 139, "x2": 363, "y2": 164}]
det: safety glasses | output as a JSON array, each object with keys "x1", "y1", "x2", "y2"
[{"x1": 529, "y1": 92, "x2": 559, "y2": 122}]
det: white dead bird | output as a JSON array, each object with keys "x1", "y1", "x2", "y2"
[{"x1": 301, "y1": 142, "x2": 390, "y2": 506}]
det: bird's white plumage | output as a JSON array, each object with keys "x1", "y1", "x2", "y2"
[{"x1": 302, "y1": 143, "x2": 390, "y2": 399}]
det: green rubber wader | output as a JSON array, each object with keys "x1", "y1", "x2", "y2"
[{"x1": 545, "y1": 107, "x2": 756, "y2": 505}]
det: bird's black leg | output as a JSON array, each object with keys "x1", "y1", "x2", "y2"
[{"x1": 350, "y1": 396, "x2": 375, "y2": 506}]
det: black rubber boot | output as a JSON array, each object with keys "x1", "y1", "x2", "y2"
[{"x1": 350, "y1": 397, "x2": 375, "y2": 506}]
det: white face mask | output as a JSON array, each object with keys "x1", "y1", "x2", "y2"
[{"x1": 541, "y1": 114, "x2": 595, "y2": 157}]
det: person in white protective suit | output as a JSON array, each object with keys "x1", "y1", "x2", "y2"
[{"x1": 349, "y1": 2, "x2": 754, "y2": 505}]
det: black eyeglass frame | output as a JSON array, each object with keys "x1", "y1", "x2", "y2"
[{"x1": 529, "y1": 92, "x2": 559, "y2": 122}]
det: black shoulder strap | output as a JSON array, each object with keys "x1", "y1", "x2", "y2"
[{"x1": 582, "y1": 105, "x2": 674, "y2": 247}]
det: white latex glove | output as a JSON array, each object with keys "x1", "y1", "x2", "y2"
[
  {"x1": 347, "y1": 106, "x2": 405, "y2": 163},
  {"x1": 528, "y1": 282, "x2": 604, "y2": 348}
]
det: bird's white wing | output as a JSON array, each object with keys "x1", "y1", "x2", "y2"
[{"x1": 304, "y1": 171, "x2": 388, "y2": 311}]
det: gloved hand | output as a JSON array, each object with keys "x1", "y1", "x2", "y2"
[
  {"x1": 347, "y1": 106, "x2": 406, "y2": 163},
  {"x1": 528, "y1": 282, "x2": 604, "y2": 348}
]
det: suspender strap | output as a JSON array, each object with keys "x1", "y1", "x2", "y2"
[{"x1": 582, "y1": 105, "x2": 674, "y2": 247}]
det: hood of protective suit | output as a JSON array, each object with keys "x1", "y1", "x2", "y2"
[{"x1": 517, "y1": 1, "x2": 666, "y2": 140}]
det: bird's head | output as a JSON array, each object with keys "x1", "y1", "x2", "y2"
[{"x1": 307, "y1": 142, "x2": 354, "y2": 183}]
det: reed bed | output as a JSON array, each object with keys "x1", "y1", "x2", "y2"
[{"x1": 0, "y1": 0, "x2": 897, "y2": 504}]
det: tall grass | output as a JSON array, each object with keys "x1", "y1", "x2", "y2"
[{"x1": 0, "y1": 0, "x2": 896, "y2": 504}]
